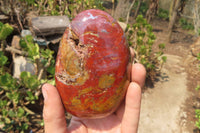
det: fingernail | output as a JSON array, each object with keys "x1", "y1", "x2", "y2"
[{"x1": 42, "y1": 84, "x2": 48, "y2": 101}]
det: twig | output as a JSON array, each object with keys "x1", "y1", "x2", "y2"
[
  {"x1": 9, "y1": 0, "x2": 15, "y2": 22},
  {"x1": 0, "y1": 7, "x2": 10, "y2": 16},
  {"x1": 179, "y1": 13, "x2": 193, "y2": 20},
  {"x1": 0, "y1": 94, "x2": 6, "y2": 100},
  {"x1": 5, "y1": 46, "x2": 28, "y2": 56},
  {"x1": 37, "y1": 57, "x2": 51, "y2": 80},
  {"x1": 126, "y1": 0, "x2": 136, "y2": 24},
  {"x1": 66, "y1": 0, "x2": 72, "y2": 15},
  {"x1": 23, "y1": 106, "x2": 35, "y2": 115},
  {"x1": 37, "y1": 67, "x2": 44, "y2": 81},
  {"x1": 37, "y1": 0, "x2": 44, "y2": 15},
  {"x1": 0, "y1": 90, "x2": 4, "y2": 95},
  {"x1": 63, "y1": 0, "x2": 67, "y2": 15},
  {"x1": 15, "y1": 8, "x2": 23, "y2": 30},
  {"x1": 35, "y1": 90, "x2": 41, "y2": 97},
  {"x1": 134, "y1": 0, "x2": 142, "y2": 19},
  {"x1": 111, "y1": 0, "x2": 115, "y2": 16}
]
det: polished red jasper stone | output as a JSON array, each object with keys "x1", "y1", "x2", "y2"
[{"x1": 55, "y1": 9, "x2": 130, "y2": 118}]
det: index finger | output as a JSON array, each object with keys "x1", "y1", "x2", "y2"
[{"x1": 131, "y1": 63, "x2": 146, "y2": 88}]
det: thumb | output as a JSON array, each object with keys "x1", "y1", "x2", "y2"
[{"x1": 42, "y1": 83, "x2": 67, "y2": 133}]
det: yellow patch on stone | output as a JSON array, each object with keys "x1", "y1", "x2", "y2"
[
  {"x1": 76, "y1": 71, "x2": 89, "y2": 85},
  {"x1": 71, "y1": 96, "x2": 81, "y2": 105},
  {"x1": 93, "y1": 74, "x2": 128, "y2": 112},
  {"x1": 65, "y1": 54, "x2": 82, "y2": 75},
  {"x1": 116, "y1": 74, "x2": 127, "y2": 94},
  {"x1": 92, "y1": 95, "x2": 116, "y2": 112},
  {"x1": 111, "y1": 57, "x2": 118, "y2": 60},
  {"x1": 98, "y1": 74, "x2": 115, "y2": 89},
  {"x1": 82, "y1": 31, "x2": 99, "y2": 37},
  {"x1": 79, "y1": 87, "x2": 93, "y2": 96}
]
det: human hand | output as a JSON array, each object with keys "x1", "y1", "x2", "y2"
[{"x1": 42, "y1": 63, "x2": 146, "y2": 133}]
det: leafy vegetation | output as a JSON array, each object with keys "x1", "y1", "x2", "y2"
[
  {"x1": 157, "y1": 8, "x2": 169, "y2": 20},
  {"x1": 0, "y1": 22, "x2": 13, "y2": 41},
  {"x1": 0, "y1": 0, "x2": 105, "y2": 25},
  {"x1": 195, "y1": 53, "x2": 200, "y2": 129},
  {"x1": 0, "y1": 47, "x2": 54, "y2": 132},
  {"x1": 0, "y1": 22, "x2": 55, "y2": 132},
  {"x1": 196, "y1": 109, "x2": 200, "y2": 129},
  {"x1": 126, "y1": 15, "x2": 166, "y2": 83},
  {"x1": 133, "y1": 1, "x2": 149, "y2": 16},
  {"x1": 179, "y1": 18, "x2": 194, "y2": 30}
]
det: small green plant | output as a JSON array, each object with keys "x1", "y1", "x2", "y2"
[
  {"x1": 197, "y1": 53, "x2": 200, "y2": 61},
  {"x1": 179, "y1": 18, "x2": 194, "y2": 30},
  {"x1": 0, "y1": 0, "x2": 105, "y2": 29},
  {"x1": 198, "y1": 29, "x2": 200, "y2": 36},
  {"x1": 157, "y1": 8, "x2": 169, "y2": 20},
  {"x1": 133, "y1": 1, "x2": 148, "y2": 16},
  {"x1": 195, "y1": 52, "x2": 200, "y2": 129},
  {"x1": 65, "y1": 0, "x2": 105, "y2": 18},
  {"x1": 0, "y1": 51, "x2": 8, "y2": 74},
  {"x1": 196, "y1": 85, "x2": 200, "y2": 91},
  {"x1": 0, "y1": 51, "x2": 33, "y2": 132},
  {"x1": 126, "y1": 15, "x2": 166, "y2": 83},
  {"x1": 139, "y1": 1, "x2": 148, "y2": 15},
  {"x1": 19, "y1": 35, "x2": 55, "y2": 82},
  {"x1": 0, "y1": 71, "x2": 38, "y2": 132},
  {"x1": 0, "y1": 33, "x2": 55, "y2": 132},
  {"x1": 196, "y1": 109, "x2": 200, "y2": 129},
  {"x1": 0, "y1": 22, "x2": 13, "y2": 41}
]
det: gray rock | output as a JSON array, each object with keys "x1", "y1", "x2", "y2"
[
  {"x1": 21, "y1": 29, "x2": 32, "y2": 37},
  {"x1": 13, "y1": 56, "x2": 36, "y2": 78},
  {"x1": 34, "y1": 38, "x2": 49, "y2": 46},
  {"x1": 31, "y1": 16, "x2": 70, "y2": 36}
]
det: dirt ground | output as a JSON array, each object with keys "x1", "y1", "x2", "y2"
[
  {"x1": 139, "y1": 18, "x2": 200, "y2": 133},
  {"x1": 138, "y1": 53, "x2": 189, "y2": 133}
]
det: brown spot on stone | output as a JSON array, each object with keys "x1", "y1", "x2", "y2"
[
  {"x1": 98, "y1": 74, "x2": 115, "y2": 89},
  {"x1": 55, "y1": 27, "x2": 90, "y2": 85},
  {"x1": 65, "y1": 54, "x2": 82, "y2": 75}
]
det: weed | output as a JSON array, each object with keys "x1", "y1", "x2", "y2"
[
  {"x1": 195, "y1": 53, "x2": 200, "y2": 129},
  {"x1": 179, "y1": 18, "x2": 194, "y2": 30},
  {"x1": 126, "y1": 15, "x2": 166, "y2": 84},
  {"x1": 0, "y1": 22, "x2": 55, "y2": 132},
  {"x1": 157, "y1": 8, "x2": 169, "y2": 20}
]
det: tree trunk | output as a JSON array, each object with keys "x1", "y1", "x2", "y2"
[
  {"x1": 169, "y1": 0, "x2": 186, "y2": 21},
  {"x1": 134, "y1": 0, "x2": 142, "y2": 19},
  {"x1": 193, "y1": 0, "x2": 200, "y2": 36},
  {"x1": 146, "y1": 0, "x2": 159, "y2": 23},
  {"x1": 167, "y1": 0, "x2": 181, "y2": 42},
  {"x1": 169, "y1": 0, "x2": 176, "y2": 21},
  {"x1": 114, "y1": 0, "x2": 135, "y2": 21},
  {"x1": 126, "y1": 0, "x2": 136, "y2": 23}
]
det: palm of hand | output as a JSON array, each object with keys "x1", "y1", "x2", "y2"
[{"x1": 69, "y1": 114, "x2": 122, "y2": 133}]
